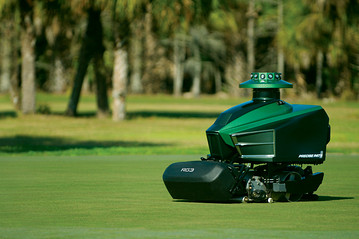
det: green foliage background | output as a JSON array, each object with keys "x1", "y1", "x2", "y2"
[{"x1": 1, "y1": 0, "x2": 358, "y2": 100}]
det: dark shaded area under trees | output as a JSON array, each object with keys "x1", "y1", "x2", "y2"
[{"x1": 0, "y1": 0, "x2": 358, "y2": 120}]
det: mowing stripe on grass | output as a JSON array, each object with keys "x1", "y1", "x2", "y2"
[
  {"x1": 0, "y1": 154, "x2": 358, "y2": 238},
  {"x1": 0, "y1": 228, "x2": 358, "y2": 239}
]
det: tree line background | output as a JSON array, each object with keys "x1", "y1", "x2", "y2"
[{"x1": 0, "y1": 0, "x2": 358, "y2": 120}]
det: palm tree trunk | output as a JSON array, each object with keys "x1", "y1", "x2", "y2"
[
  {"x1": 214, "y1": 68, "x2": 222, "y2": 93},
  {"x1": 225, "y1": 53, "x2": 247, "y2": 97},
  {"x1": 20, "y1": 1, "x2": 36, "y2": 114},
  {"x1": 92, "y1": 8, "x2": 109, "y2": 118},
  {"x1": 65, "y1": 35, "x2": 92, "y2": 116},
  {"x1": 247, "y1": 0, "x2": 256, "y2": 74},
  {"x1": 9, "y1": 16, "x2": 20, "y2": 111},
  {"x1": 112, "y1": 43, "x2": 128, "y2": 121},
  {"x1": 49, "y1": 56, "x2": 67, "y2": 92},
  {"x1": 1, "y1": 21, "x2": 11, "y2": 92},
  {"x1": 294, "y1": 63, "x2": 307, "y2": 96},
  {"x1": 277, "y1": 0, "x2": 284, "y2": 74},
  {"x1": 130, "y1": 19, "x2": 143, "y2": 94},
  {"x1": 316, "y1": 50, "x2": 324, "y2": 98},
  {"x1": 66, "y1": 7, "x2": 103, "y2": 116},
  {"x1": 173, "y1": 35, "x2": 185, "y2": 97},
  {"x1": 112, "y1": 0, "x2": 128, "y2": 121},
  {"x1": 142, "y1": 3, "x2": 157, "y2": 93},
  {"x1": 191, "y1": 45, "x2": 201, "y2": 98},
  {"x1": 94, "y1": 53, "x2": 109, "y2": 118}
]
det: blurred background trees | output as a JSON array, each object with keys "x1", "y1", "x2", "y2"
[{"x1": 0, "y1": 0, "x2": 358, "y2": 118}]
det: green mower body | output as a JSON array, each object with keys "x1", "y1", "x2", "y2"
[{"x1": 163, "y1": 72, "x2": 330, "y2": 202}]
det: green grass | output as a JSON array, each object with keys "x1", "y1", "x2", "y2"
[
  {"x1": 0, "y1": 93, "x2": 358, "y2": 155},
  {"x1": 0, "y1": 93, "x2": 358, "y2": 238},
  {"x1": 0, "y1": 154, "x2": 358, "y2": 238}
]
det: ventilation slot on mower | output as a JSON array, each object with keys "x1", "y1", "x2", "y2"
[{"x1": 231, "y1": 129, "x2": 275, "y2": 161}]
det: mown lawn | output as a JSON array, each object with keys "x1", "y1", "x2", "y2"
[
  {"x1": 0, "y1": 154, "x2": 358, "y2": 238},
  {"x1": 0, "y1": 93, "x2": 358, "y2": 238},
  {"x1": 0, "y1": 93, "x2": 358, "y2": 155}
]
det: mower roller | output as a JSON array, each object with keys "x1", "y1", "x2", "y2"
[{"x1": 163, "y1": 72, "x2": 330, "y2": 202}]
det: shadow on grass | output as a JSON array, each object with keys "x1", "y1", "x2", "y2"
[
  {"x1": 56, "y1": 110, "x2": 220, "y2": 119},
  {"x1": 317, "y1": 195, "x2": 354, "y2": 201},
  {"x1": 173, "y1": 199, "x2": 240, "y2": 204},
  {"x1": 172, "y1": 195, "x2": 355, "y2": 204},
  {"x1": 0, "y1": 109, "x2": 220, "y2": 119},
  {"x1": 0, "y1": 135, "x2": 169, "y2": 153},
  {"x1": 127, "y1": 110, "x2": 220, "y2": 119},
  {"x1": 0, "y1": 111, "x2": 17, "y2": 119}
]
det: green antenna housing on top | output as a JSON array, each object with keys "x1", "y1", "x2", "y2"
[{"x1": 240, "y1": 72, "x2": 292, "y2": 89}]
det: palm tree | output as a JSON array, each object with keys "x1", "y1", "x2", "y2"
[
  {"x1": 42, "y1": 1, "x2": 73, "y2": 93},
  {"x1": 0, "y1": 1, "x2": 20, "y2": 110},
  {"x1": 112, "y1": 40, "x2": 128, "y2": 121},
  {"x1": 173, "y1": 32, "x2": 187, "y2": 97},
  {"x1": 112, "y1": 0, "x2": 146, "y2": 120},
  {"x1": 141, "y1": 2, "x2": 157, "y2": 93},
  {"x1": 247, "y1": 0, "x2": 256, "y2": 74},
  {"x1": 185, "y1": 25, "x2": 226, "y2": 97},
  {"x1": 277, "y1": 0, "x2": 284, "y2": 74},
  {"x1": 111, "y1": 0, "x2": 128, "y2": 121},
  {"x1": 19, "y1": 0, "x2": 36, "y2": 114},
  {"x1": 0, "y1": 21, "x2": 11, "y2": 92},
  {"x1": 152, "y1": 0, "x2": 198, "y2": 97},
  {"x1": 290, "y1": 0, "x2": 358, "y2": 98},
  {"x1": 319, "y1": 0, "x2": 359, "y2": 98},
  {"x1": 66, "y1": 2, "x2": 109, "y2": 117},
  {"x1": 129, "y1": 17, "x2": 143, "y2": 94},
  {"x1": 188, "y1": 27, "x2": 202, "y2": 97},
  {"x1": 208, "y1": 1, "x2": 249, "y2": 97}
]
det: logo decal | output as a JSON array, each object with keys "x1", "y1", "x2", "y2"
[
  {"x1": 298, "y1": 151, "x2": 323, "y2": 159},
  {"x1": 181, "y1": 168, "x2": 195, "y2": 173}
]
